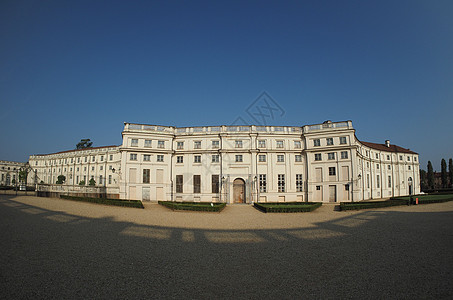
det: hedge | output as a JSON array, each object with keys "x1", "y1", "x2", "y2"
[
  {"x1": 254, "y1": 202, "x2": 322, "y2": 213},
  {"x1": 60, "y1": 195, "x2": 144, "y2": 208},
  {"x1": 158, "y1": 201, "x2": 226, "y2": 212}
]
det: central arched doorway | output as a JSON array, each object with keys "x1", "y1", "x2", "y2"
[
  {"x1": 233, "y1": 178, "x2": 246, "y2": 203},
  {"x1": 408, "y1": 177, "x2": 413, "y2": 195}
]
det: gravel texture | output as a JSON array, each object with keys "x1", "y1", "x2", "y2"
[{"x1": 1, "y1": 195, "x2": 452, "y2": 299}]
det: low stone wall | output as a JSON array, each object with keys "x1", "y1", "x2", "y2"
[{"x1": 36, "y1": 184, "x2": 119, "y2": 199}]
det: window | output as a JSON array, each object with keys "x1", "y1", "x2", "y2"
[
  {"x1": 235, "y1": 140, "x2": 243, "y2": 148},
  {"x1": 109, "y1": 165, "x2": 112, "y2": 170},
  {"x1": 326, "y1": 138, "x2": 333, "y2": 145},
  {"x1": 315, "y1": 153, "x2": 322, "y2": 161},
  {"x1": 259, "y1": 174, "x2": 266, "y2": 193},
  {"x1": 277, "y1": 155, "x2": 284, "y2": 162},
  {"x1": 407, "y1": 156, "x2": 410, "y2": 161},
  {"x1": 258, "y1": 140, "x2": 266, "y2": 148},
  {"x1": 329, "y1": 167, "x2": 336, "y2": 176},
  {"x1": 193, "y1": 175, "x2": 201, "y2": 193},
  {"x1": 194, "y1": 141, "x2": 201, "y2": 149},
  {"x1": 296, "y1": 174, "x2": 303, "y2": 192},
  {"x1": 212, "y1": 154, "x2": 219, "y2": 163},
  {"x1": 258, "y1": 154, "x2": 266, "y2": 162},
  {"x1": 399, "y1": 155, "x2": 403, "y2": 161},
  {"x1": 109, "y1": 155, "x2": 113, "y2": 161},
  {"x1": 144, "y1": 140, "x2": 152, "y2": 147},
  {"x1": 316, "y1": 186, "x2": 321, "y2": 190},
  {"x1": 313, "y1": 139, "x2": 320, "y2": 147},
  {"x1": 235, "y1": 155, "x2": 243, "y2": 162},
  {"x1": 176, "y1": 156, "x2": 183, "y2": 163},
  {"x1": 340, "y1": 137, "x2": 347, "y2": 144},
  {"x1": 408, "y1": 165, "x2": 411, "y2": 170},
  {"x1": 144, "y1": 155, "x2": 151, "y2": 161},
  {"x1": 377, "y1": 175, "x2": 380, "y2": 188},
  {"x1": 212, "y1": 140, "x2": 219, "y2": 148},
  {"x1": 158, "y1": 140, "x2": 165, "y2": 149},
  {"x1": 92, "y1": 156, "x2": 95, "y2": 162},
  {"x1": 77, "y1": 167, "x2": 79, "y2": 172},
  {"x1": 414, "y1": 157, "x2": 417, "y2": 162},
  {"x1": 78, "y1": 158, "x2": 80, "y2": 163},
  {"x1": 71, "y1": 158, "x2": 73, "y2": 163},
  {"x1": 85, "y1": 157, "x2": 87, "y2": 162},
  {"x1": 100, "y1": 166, "x2": 103, "y2": 171},
  {"x1": 143, "y1": 169, "x2": 150, "y2": 183},
  {"x1": 100, "y1": 156, "x2": 104, "y2": 162},
  {"x1": 367, "y1": 174, "x2": 370, "y2": 188},
  {"x1": 176, "y1": 175, "x2": 183, "y2": 193},
  {"x1": 341, "y1": 151, "x2": 348, "y2": 159},
  {"x1": 108, "y1": 175, "x2": 112, "y2": 184},
  {"x1": 177, "y1": 142, "x2": 184, "y2": 150},
  {"x1": 377, "y1": 164, "x2": 380, "y2": 169},
  {"x1": 345, "y1": 184, "x2": 349, "y2": 191},
  {"x1": 366, "y1": 151, "x2": 369, "y2": 157},
  {"x1": 131, "y1": 139, "x2": 138, "y2": 147},
  {"x1": 130, "y1": 154, "x2": 137, "y2": 161},
  {"x1": 278, "y1": 174, "x2": 285, "y2": 192},
  {"x1": 276, "y1": 141, "x2": 284, "y2": 148},
  {"x1": 295, "y1": 155, "x2": 302, "y2": 162},
  {"x1": 376, "y1": 153, "x2": 379, "y2": 159},
  {"x1": 157, "y1": 155, "x2": 164, "y2": 162},
  {"x1": 194, "y1": 155, "x2": 201, "y2": 163},
  {"x1": 294, "y1": 141, "x2": 301, "y2": 149},
  {"x1": 328, "y1": 153, "x2": 335, "y2": 160},
  {"x1": 387, "y1": 155, "x2": 390, "y2": 160},
  {"x1": 388, "y1": 165, "x2": 391, "y2": 170},
  {"x1": 388, "y1": 176, "x2": 392, "y2": 188},
  {"x1": 212, "y1": 175, "x2": 219, "y2": 193}
]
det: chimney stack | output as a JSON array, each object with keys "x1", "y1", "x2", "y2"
[{"x1": 385, "y1": 140, "x2": 390, "y2": 147}]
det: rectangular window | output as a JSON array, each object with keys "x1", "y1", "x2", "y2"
[
  {"x1": 109, "y1": 165, "x2": 112, "y2": 170},
  {"x1": 399, "y1": 155, "x2": 403, "y2": 161},
  {"x1": 194, "y1": 155, "x2": 201, "y2": 163},
  {"x1": 376, "y1": 153, "x2": 379, "y2": 159},
  {"x1": 377, "y1": 175, "x2": 380, "y2": 188},
  {"x1": 144, "y1": 140, "x2": 152, "y2": 147},
  {"x1": 71, "y1": 158, "x2": 73, "y2": 163},
  {"x1": 328, "y1": 153, "x2": 335, "y2": 160},
  {"x1": 193, "y1": 175, "x2": 201, "y2": 193},
  {"x1": 345, "y1": 184, "x2": 349, "y2": 191},
  {"x1": 92, "y1": 156, "x2": 95, "y2": 162},
  {"x1": 212, "y1": 175, "x2": 219, "y2": 193},
  {"x1": 212, "y1": 154, "x2": 219, "y2": 163},
  {"x1": 85, "y1": 157, "x2": 87, "y2": 162},
  {"x1": 235, "y1": 155, "x2": 243, "y2": 162},
  {"x1": 387, "y1": 155, "x2": 390, "y2": 160},
  {"x1": 296, "y1": 174, "x2": 303, "y2": 192},
  {"x1": 108, "y1": 175, "x2": 112, "y2": 184},
  {"x1": 212, "y1": 140, "x2": 219, "y2": 148},
  {"x1": 388, "y1": 176, "x2": 392, "y2": 188},
  {"x1": 157, "y1": 155, "x2": 164, "y2": 162},
  {"x1": 131, "y1": 139, "x2": 138, "y2": 147},
  {"x1": 276, "y1": 140, "x2": 284, "y2": 148},
  {"x1": 388, "y1": 165, "x2": 391, "y2": 170},
  {"x1": 329, "y1": 167, "x2": 336, "y2": 176},
  {"x1": 158, "y1": 140, "x2": 165, "y2": 149},
  {"x1": 176, "y1": 156, "x2": 183, "y2": 163},
  {"x1": 100, "y1": 166, "x2": 103, "y2": 171},
  {"x1": 277, "y1": 155, "x2": 284, "y2": 162},
  {"x1": 315, "y1": 153, "x2": 322, "y2": 161},
  {"x1": 313, "y1": 139, "x2": 320, "y2": 147},
  {"x1": 414, "y1": 157, "x2": 417, "y2": 162},
  {"x1": 130, "y1": 154, "x2": 137, "y2": 161},
  {"x1": 367, "y1": 174, "x2": 370, "y2": 188},
  {"x1": 143, "y1": 169, "x2": 150, "y2": 183},
  {"x1": 100, "y1": 156, "x2": 104, "y2": 162},
  {"x1": 259, "y1": 174, "x2": 267, "y2": 193},
  {"x1": 295, "y1": 155, "x2": 302, "y2": 162},
  {"x1": 340, "y1": 137, "x2": 347, "y2": 144},
  {"x1": 294, "y1": 141, "x2": 301, "y2": 149},
  {"x1": 109, "y1": 155, "x2": 113, "y2": 161},
  {"x1": 278, "y1": 174, "x2": 285, "y2": 192},
  {"x1": 259, "y1": 154, "x2": 266, "y2": 162},
  {"x1": 408, "y1": 165, "x2": 411, "y2": 170},
  {"x1": 341, "y1": 151, "x2": 348, "y2": 159},
  {"x1": 194, "y1": 141, "x2": 201, "y2": 149},
  {"x1": 176, "y1": 175, "x2": 183, "y2": 193},
  {"x1": 144, "y1": 154, "x2": 151, "y2": 161},
  {"x1": 316, "y1": 185, "x2": 321, "y2": 190},
  {"x1": 92, "y1": 166, "x2": 95, "y2": 171},
  {"x1": 407, "y1": 156, "x2": 410, "y2": 161},
  {"x1": 235, "y1": 140, "x2": 243, "y2": 148},
  {"x1": 177, "y1": 142, "x2": 184, "y2": 150},
  {"x1": 326, "y1": 138, "x2": 334, "y2": 145},
  {"x1": 377, "y1": 164, "x2": 380, "y2": 169},
  {"x1": 258, "y1": 140, "x2": 266, "y2": 148}
]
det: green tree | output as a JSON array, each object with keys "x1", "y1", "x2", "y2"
[
  {"x1": 441, "y1": 159, "x2": 447, "y2": 188},
  {"x1": 419, "y1": 169, "x2": 427, "y2": 191},
  {"x1": 89, "y1": 178, "x2": 96, "y2": 186},
  {"x1": 76, "y1": 139, "x2": 93, "y2": 149},
  {"x1": 427, "y1": 161, "x2": 434, "y2": 189},
  {"x1": 449, "y1": 158, "x2": 453, "y2": 188},
  {"x1": 19, "y1": 169, "x2": 28, "y2": 184},
  {"x1": 56, "y1": 175, "x2": 66, "y2": 184},
  {"x1": 79, "y1": 180, "x2": 85, "y2": 186}
]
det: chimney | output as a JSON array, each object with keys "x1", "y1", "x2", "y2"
[{"x1": 385, "y1": 140, "x2": 390, "y2": 147}]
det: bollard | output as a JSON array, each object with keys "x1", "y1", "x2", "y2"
[{"x1": 416, "y1": 198, "x2": 418, "y2": 205}]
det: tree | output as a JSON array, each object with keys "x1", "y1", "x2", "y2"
[
  {"x1": 56, "y1": 175, "x2": 66, "y2": 184},
  {"x1": 79, "y1": 180, "x2": 85, "y2": 186},
  {"x1": 89, "y1": 178, "x2": 96, "y2": 186},
  {"x1": 76, "y1": 139, "x2": 93, "y2": 149},
  {"x1": 449, "y1": 158, "x2": 453, "y2": 188},
  {"x1": 441, "y1": 159, "x2": 447, "y2": 188},
  {"x1": 19, "y1": 169, "x2": 28, "y2": 184},
  {"x1": 427, "y1": 161, "x2": 434, "y2": 189},
  {"x1": 419, "y1": 169, "x2": 427, "y2": 191}
]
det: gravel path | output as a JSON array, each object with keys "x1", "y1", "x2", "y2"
[{"x1": 1, "y1": 195, "x2": 452, "y2": 299}]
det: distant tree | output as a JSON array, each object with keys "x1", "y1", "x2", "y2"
[
  {"x1": 441, "y1": 159, "x2": 447, "y2": 188},
  {"x1": 56, "y1": 175, "x2": 66, "y2": 184},
  {"x1": 19, "y1": 169, "x2": 28, "y2": 184},
  {"x1": 89, "y1": 178, "x2": 96, "y2": 186},
  {"x1": 419, "y1": 169, "x2": 427, "y2": 191},
  {"x1": 76, "y1": 139, "x2": 93, "y2": 149},
  {"x1": 79, "y1": 180, "x2": 85, "y2": 186},
  {"x1": 427, "y1": 161, "x2": 434, "y2": 189},
  {"x1": 449, "y1": 158, "x2": 453, "y2": 188}
]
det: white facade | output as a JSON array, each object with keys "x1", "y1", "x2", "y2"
[{"x1": 0, "y1": 160, "x2": 26, "y2": 186}]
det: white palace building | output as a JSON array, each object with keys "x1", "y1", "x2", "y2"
[{"x1": 28, "y1": 120, "x2": 420, "y2": 203}]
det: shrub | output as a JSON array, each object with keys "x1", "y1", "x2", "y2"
[
  {"x1": 158, "y1": 201, "x2": 226, "y2": 212},
  {"x1": 60, "y1": 195, "x2": 144, "y2": 208},
  {"x1": 254, "y1": 202, "x2": 322, "y2": 213}
]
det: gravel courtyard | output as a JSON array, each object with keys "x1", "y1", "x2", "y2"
[{"x1": 1, "y1": 195, "x2": 452, "y2": 299}]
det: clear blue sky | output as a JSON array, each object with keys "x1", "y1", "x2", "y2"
[{"x1": 1, "y1": 0, "x2": 452, "y2": 171}]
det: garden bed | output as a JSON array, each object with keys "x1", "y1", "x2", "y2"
[
  {"x1": 158, "y1": 201, "x2": 226, "y2": 212},
  {"x1": 254, "y1": 202, "x2": 322, "y2": 213},
  {"x1": 60, "y1": 195, "x2": 144, "y2": 208}
]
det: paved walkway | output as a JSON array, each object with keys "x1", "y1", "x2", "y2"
[{"x1": 1, "y1": 195, "x2": 453, "y2": 299}]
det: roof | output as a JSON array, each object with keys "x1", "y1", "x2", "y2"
[
  {"x1": 32, "y1": 145, "x2": 119, "y2": 157},
  {"x1": 360, "y1": 141, "x2": 417, "y2": 155}
]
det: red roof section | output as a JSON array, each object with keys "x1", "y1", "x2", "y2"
[
  {"x1": 360, "y1": 141, "x2": 417, "y2": 154},
  {"x1": 33, "y1": 145, "x2": 119, "y2": 156}
]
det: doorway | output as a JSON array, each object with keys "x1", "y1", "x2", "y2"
[
  {"x1": 329, "y1": 185, "x2": 337, "y2": 202},
  {"x1": 408, "y1": 177, "x2": 413, "y2": 195},
  {"x1": 233, "y1": 178, "x2": 245, "y2": 203}
]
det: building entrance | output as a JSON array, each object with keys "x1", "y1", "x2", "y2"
[{"x1": 233, "y1": 178, "x2": 245, "y2": 203}]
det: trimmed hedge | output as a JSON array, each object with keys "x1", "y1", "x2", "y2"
[
  {"x1": 158, "y1": 201, "x2": 226, "y2": 212},
  {"x1": 60, "y1": 195, "x2": 144, "y2": 209},
  {"x1": 254, "y1": 202, "x2": 322, "y2": 213}
]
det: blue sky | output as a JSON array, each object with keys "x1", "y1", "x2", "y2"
[{"x1": 1, "y1": 0, "x2": 452, "y2": 170}]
